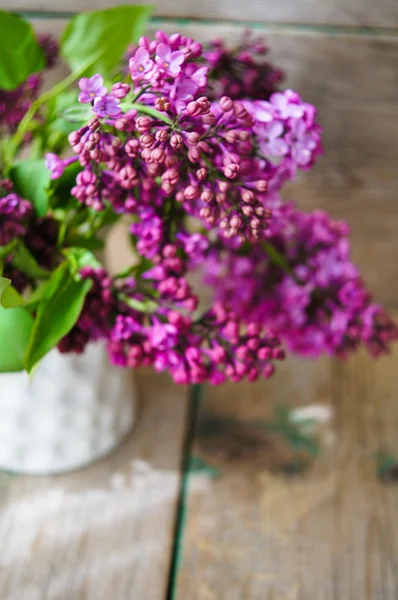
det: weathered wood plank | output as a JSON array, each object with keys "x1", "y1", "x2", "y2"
[
  {"x1": 34, "y1": 17, "x2": 398, "y2": 307},
  {"x1": 0, "y1": 369, "x2": 188, "y2": 600},
  {"x1": 5, "y1": 0, "x2": 398, "y2": 29},
  {"x1": 175, "y1": 345, "x2": 398, "y2": 600}
]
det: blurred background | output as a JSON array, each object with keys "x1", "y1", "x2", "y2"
[{"x1": 1, "y1": 2, "x2": 397, "y2": 599}]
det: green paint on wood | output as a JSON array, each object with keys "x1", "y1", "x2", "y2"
[
  {"x1": 166, "y1": 383, "x2": 202, "y2": 600},
  {"x1": 189, "y1": 455, "x2": 221, "y2": 479}
]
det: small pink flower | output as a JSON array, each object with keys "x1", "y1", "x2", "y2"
[
  {"x1": 129, "y1": 47, "x2": 154, "y2": 80},
  {"x1": 285, "y1": 120, "x2": 318, "y2": 166},
  {"x1": 155, "y1": 43, "x2": 184, "y2": 76},
  {"x1": 78, "y1": 74, "x2": 107, "y2": 103},
  {"x1": 270, "y1": 90, "x2": 305, "y2": 119},
  {"x1": 93, "y1": 95, "x2": 121, "y2": 118},
  {"x1": 258, "y1": 121, "x2": 288, "y2": 156}
]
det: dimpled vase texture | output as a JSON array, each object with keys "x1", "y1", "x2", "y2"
[{"x1": 0, "y1": 343, "x2": 136, "y2": 475}]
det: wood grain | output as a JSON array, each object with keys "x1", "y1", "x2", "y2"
[
  {"x1": 0, "y1": 369, "x2": 188, "y2": 600},
  {"x1": 5, "y1": 0, "x2": 398, "y2": 29},
  {"x1": 175, "y1": 347, "x2": 398, "y2": 600}
]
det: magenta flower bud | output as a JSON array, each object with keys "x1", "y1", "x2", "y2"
[
  {"x1": 184, "y1": 185, "x2": 199, "y2": 200},
  {"x1": 202, "y1": 114, "x2": 216, "y2": 125},
  {"x1": 151, "y1": 147, "x2": 166, "y2": 163},
  {"x1": 185, "y1": 346, "x2": 200, "y2": 363},
  {"x1": 223, "y1": 163, "x2": 240, "y2": 179},
  {"x1": 196, "y1": 167, "x2": 208, "y2": 181},
  {"x1": 125, "y1": 139, "x2": 140, "y2": 157},
  {"x1": 233, "y1": 103, "x2": 249, "y2": 119},
  {"x1": 68, "y1": 130, "x2": 82, "y2": 146},
  {"x1": 229, "y1": 215, "x2": 242, "y2": 230},
  {"x1": 155, "y1": 128, "x2": 168, "y2": 142},
  {"x1": 210, "y1": 345, "x2": 226, "y2": 362},
  {"x1": 242, "y1": 189, "x2": 255, "y2": 203},
  {"x1": 224, "y1": 130, "x2": 238, "y2": 144},
  {"x1": 170, "y1": 133, "x2": 183, "y2": 149},
  {"x1": 263, "y1": 364, "x2": 275, "y2": 379},
  {"x1": 197, "y1": 96, "x2": 211, "y2": 112},
  {"x1": 201, "y1": 190, "x2": 214, "y2": 203},
  {"x1": 247, "y1": 323, "x2": 261, "y2": 336},
  {"x1": 188, "y1": 147, "x2": 201, "y2": 162},
  {"x1": 198, "y1": 141, "x2": 210, "y2": 153},
  {"x1": 218, "y1": 181, "x2": 229, "y2": 193},
  {"x1": 186, "y1": 101, "x2": 202, "y2": 116},
  {"x1": 219, "y1": 96, "x2": 234, "y2": 112},
  {"x1": 155, "y1": 97, "x2": 171, "y2": 112},
  {"x1": 255, "y1": 179, "x2": 268, "y2": 192},
  {"x1": 236, "y1": 345, "x2": 249, "y2": 360},
  {"x1": 247, "y1": 367, "x2": 259, "y2": 382},
  {"x1": 140, "y1": 133, "x2": 155, "y2": 147},
  {"x1": 111, "y1": 82, "x2": 130, "y2": 99},
  {"x1": 163, "y1": 244, "x2": 177, "y2": 258},
  {"x1": 242, "y1": 205, "x2": 254, "y2": 217},
  {"x1": 187, "y1": 131, "x2": 201, "y2": 146},
  {"x1": 258, "y1": 347, "x2": 272, "y2": 361},
  {"x1": 247, "y1": 337, "x2": 259, "y2": 350},
  {"x1": 136, "y1": 116, "x2": 153, "y2": 132}
]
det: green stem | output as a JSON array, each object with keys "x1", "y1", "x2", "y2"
[
  {"x1": 5, "y1": 48, "x2": 105, "y2": 165},
  {"x1": 121, "y1": 102, "x2": 173, "y2": 126}
]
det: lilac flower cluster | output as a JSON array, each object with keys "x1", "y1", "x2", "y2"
[
  {"x1": 204, "y1": 204, "x2": 398, "y2": 358},
  {"x1": 204, "y1": 31, "x2": 284, "y2": 101},
  {"x1": 0, "y1": 34, "x2": 58, "y2": 134},
  {"x1": 50, "y1": 31, "x2": 322, "y2": 254},
  {"x1": 0, "y1": 28, "x2": 391, "y2": 385},
  {"x1": 108, "y1": 300, "x2": 284, "y2": 385}
]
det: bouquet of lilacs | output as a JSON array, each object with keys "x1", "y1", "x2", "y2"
[{"x1": 0, "y1": 7, "x2": 396, "y2": 384}]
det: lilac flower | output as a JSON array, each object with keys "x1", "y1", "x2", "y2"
[
  {"x1": 286, "y1": 119, "x2": 318, "y2": 166},
  {"x1": 45, "y1": 154, "x2": 77, "y2": 180},
  {"x1": 78, "y1": 74, "x2": 107, "y2": 104},
  {"x1": 149, "y1": 319, "x2": 178, "y2": 351},
  {"x1": 45, "y1": 153, "x2": 65, "y2": 179},
  {"x1": 244, "y1": 100, "x2": 274, "y2": 122},
  {"x1": 258, "y1": 121, "x2": 288, "y2": 156},
  {"x1": 93, "y1": 95, "x2": 121, "y2": 118},
  {"x1": 270, "y1": 90, "x2": 305, "y2": 119},
  {"x1": 129, "y1": 47, "x2": 154, "y2": 80},
  {"x1": 155, "y1": 43, "x2": 185, "y2": 76}
]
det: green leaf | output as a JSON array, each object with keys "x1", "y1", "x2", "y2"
[
  {"x1": 0, "y1": 11, "x2": 45, "y2": 90},
  {"x1": 12, "y1": 243, "x2": 50, "y2": 279},
  {"x1": 63, "y1": 247, "x2": 102, "y2": 271},
  {"x1": 0, "y1": 276, "x2": 23, "y2": 308},
  {"x1": 62, "y1": 104, "x2": 93, "y2": 124},
  {"x1": 60, "y1": 5, "x2": 153, "y2": 78},
  {"x1": 64, "y1": 235, "x2": 104, "y2": 251},
  {"x1": 10, "y1": 159, "x2": 51, "y2": 217},
  {"x1": 24, "y1": 262, "x2": 92, "y2": 372},
  {"x1": 0, "y1": 306, "x2": 34, "y2": 372}
]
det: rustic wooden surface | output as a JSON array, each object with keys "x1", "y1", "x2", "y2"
[
  {"x1": 0, "y1": 369, "x2": 188, "y2": 600},
  {"x1": 175, "y1": 348, "x2": 398, "y2": 600},
  {"x1": 3, "y1": 0, "x2": 398, "y2": 29}
]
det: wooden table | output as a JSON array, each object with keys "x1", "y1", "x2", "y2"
[
  {"x1": 1, "y1": 348, "x2": 398, "y2": 599},
  {"x1": 1, "y1": 3, "x2": 398, "y2": 598}
]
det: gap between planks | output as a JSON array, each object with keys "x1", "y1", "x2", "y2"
[{"x1": 173, "y1": 345, "x2": 398, "y2": 600}]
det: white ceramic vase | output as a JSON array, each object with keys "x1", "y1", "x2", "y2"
[{"x1": 0, "y1": 342, "x2": 136, "y2": 475}]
